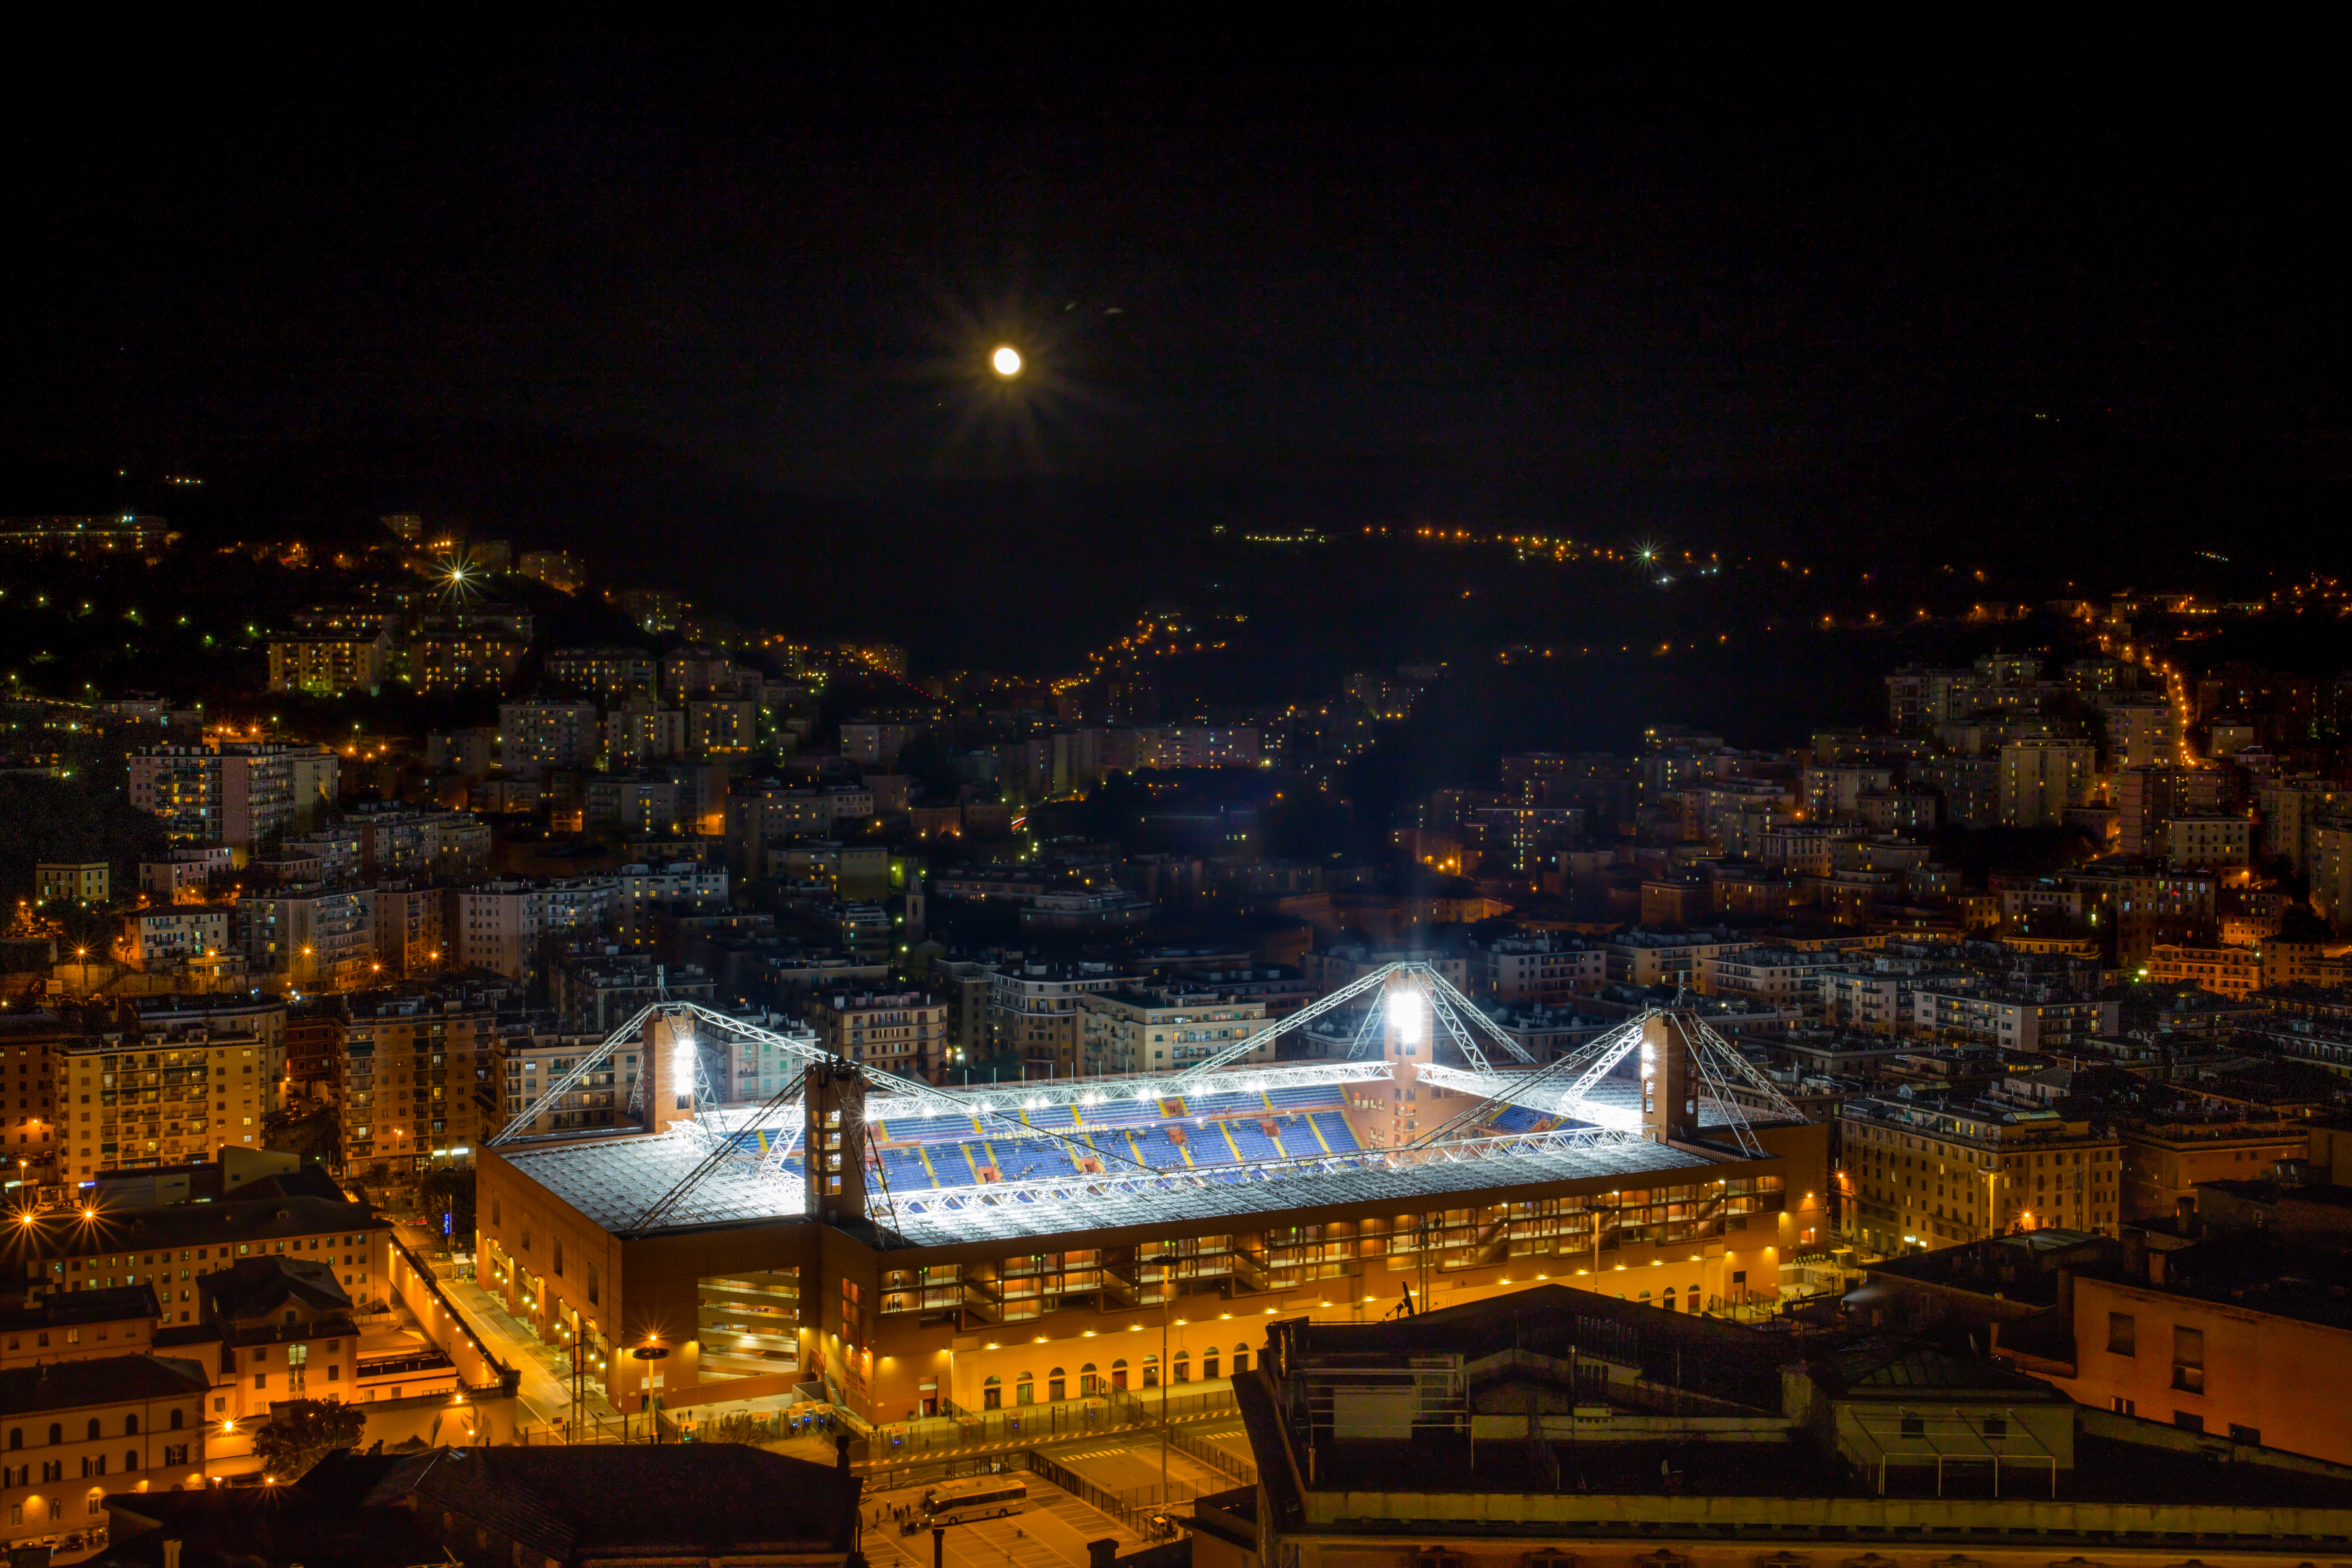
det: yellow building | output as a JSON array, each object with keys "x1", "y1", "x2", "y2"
[
  {"x1": 0, "y1": 1356, "x2": 208, "y2": 1558},
  {"x1": 1841, "y1": 1094, "x2": 2122, "y2": 1253},
  {"x1": 2027, "y1": 1238, "x2": 2352, "y2": 1464},
  {"x1": 54, "y1": 1029, "x2": 280, "y2": 1184},
  {"x1": 2147, "y1": 943, "x2": 2263, "y2": 998},
  {"x1": 35, "y1": 862, "x2": 109, "y2": 907},
  {"x1": 265, "y1": 631, "x2": 389, "y2": 696}
]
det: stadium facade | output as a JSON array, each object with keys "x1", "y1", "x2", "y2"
[{"x1": 475, "y1": 967, "x2": 1828, "y2": 1425}]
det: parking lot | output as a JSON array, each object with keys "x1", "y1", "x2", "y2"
[{"x1": 859, "y1": 1470, "x2": 1146, "y2": 1568}]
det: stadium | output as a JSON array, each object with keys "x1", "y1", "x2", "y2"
[{"x1": 475, "y1": 964, "x2": 1829, "y2": 1427}]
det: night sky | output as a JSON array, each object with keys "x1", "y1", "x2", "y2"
[{"x1": 5, "y1": 27, "x2": 2346, "y2": 634}]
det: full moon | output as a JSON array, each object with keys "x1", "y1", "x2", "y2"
[{"x1": 991, "y1": 345, "x2": 1023, "y2": 377}]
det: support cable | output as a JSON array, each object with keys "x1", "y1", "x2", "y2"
[
  {"x1": 493, "y1": 1002, "x2": 661, "y2": 1145},
  {"x1": 1410, "y1": 964, "x2": 1537, "y2": 1065},
  {"x1": 1173, "y1": 966, "x2": 1403, "y2": 1081},
  {"x1": 624, "y1": 1065, "x2": 811, "y2": 1235}
]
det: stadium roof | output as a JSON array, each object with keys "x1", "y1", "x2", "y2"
[{"x1": 496, "y1": 1124, "x2": 1724, "y2": 1246}]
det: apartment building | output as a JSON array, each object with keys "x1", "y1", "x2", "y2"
[
  {"x1": 498, "y1": 1030, "x2": 633, "y2": 1138},
  {"x1": 615, "y1": 862, "x2": 729, "y2": 943},
  {"x1": 2313, "y1": 822, "x2": 2352, "y2": 935},
  {"x1": 517, "y1": 549, "x2": 585, "y2": 593},
  {"x1": 841, "y1": 721, "x2": 921, "y2": 769},
  {"x1": 237, "y1": 887, "x2": 372, "y2": 991},
  {"x1": 52, "y1": 1026, "x2": 279, "y2": 1182},
  {"x1": 543, "y1": 646, "x2": 658, "y2": 703},
  {"x1": 708, "y1": 1021, "x2": 810, "y2": 1106},
  {"x1": 340, "y1": 989, "x2": 503, "y2": 1170},
  {"x1": 585, "y1": 771, "x2": 687, "y2": 834},
  {"x1": 497, "y1": 701, "x2": 600, "y2": 776},
  {"x1": 17, "y1": 1188, "x2": 392, "y2": 1323},
  {"x1": 119, "y1": 906, "x2": 230, "y2": 970},
  {"x1": 2145, "y1": 943, "x2": 2263, "y2": 999},
  {"x1": 2, "y1": 1010, "x2": 67, "y2": 1184},
  {"x1": 547, "y1": 951, "x2": 717, "y2": 1034},
  {"x1": 346, "y1": 803, "x2": 491, "y2": 880},
  {"x1": 1077, "y1": 985, "x2": 1271, "y2": 1074},
  {"x1": 2117, "y1": 1121, "x2": 2312, "y2": 1222},
  {"x1": 1468, "y1": 931, "x2": 1604, "y2": 1003},
  {"x1": 450, "y1": 879, "x2": 615, "y2": 982},
  {"x1": 126, "y1": 744, "x2": 338, "y2": 854},
  {"x1": 366, "y1": 882, "x2": 447, "y2": 977},
  {"x1": 0, "y1": 1355, "x2": 207, "y2": 1557},
  {"x1": 725, "y1": 785, "x2": 876, "y2": 873},
  {"x1": 1911, "y1": 986, "x2": 2116, "y2": 1051},
  {"x1": 926, "y1": 959, "x2": 998, "y2": 1070},
  {"x1": 2069, "y1": 861, "x2": 2219, "y2": 964},
  {"x1": 604, "y1": 703, "x2": 687, "y2": 766},
  {"x1": 802, "y1": 990, "x2": 949, "y2": 1080},
  {"x1": 1998, "y1": 738, "x2": 2095, "y2": 828},
  {"x1": 2166, "y1": 813, "x2": 2253, "y2": 874},
  {"x1": 266, "y1": 630, "x2": 391, "y2": 695},
  {"x1": 1839, "y1": 1093, "x2": 2122, "y2": 1253},
  {"x1": 686, "y1": 698, "x2": 757, "y2": 758},
  {"x1": 1802, "y1": 763, "x2": 1894, "y2": 821},
  {"x1": 2033, "y1": 1236, "x2": 2352, "y2": 1464},
  {"x1": 35, "y1": 862, "x2": 109, "y2": 906},
  {"x1": 1600, "y1": 929, "x2": 1752, "y2": 988},
  {"x1": 2257, "y1": 775, "x2": 2345, "y2": 873},
  {"x1": 1819, "y1": 960, "x2": 1968, "y2": 1035},
  {"x1": 2104, "y1": 698, "x2": 2180, "y2": 770},
  {"x1": 1697, "y1": 945, "x2": 1840, "y2": 1008},
  {"x1": 990, "y1": 961, "x2": 1138, "y2": 1069},
  {"x1": 136, "y1": 848, "x2": 231, "y2": 902},
  {"x1": 408, "y1": 627, "x2": 524, "y2": 692}
]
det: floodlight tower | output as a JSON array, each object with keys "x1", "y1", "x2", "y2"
[
  {"x1": 644, "y1": 1011, "x2": 705, "y2": 1136},
  {"x1": 1368, "y1": 968, "x2": 1432, "y2": 1148},
  {"x1": 1641, "y1": 1013, "x2": 1702, "y2": 1144},
  {"x1": 805, "y1": 1059, "x2": 867, "y2": 1225}
]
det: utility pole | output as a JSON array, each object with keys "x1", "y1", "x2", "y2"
[
  {"x1": 1161, "y1": 1263, "x2": 1171, "y2": 1508},
  {"x1": 570, "y1": 1334, "x2": 588, "y2": 1443}
]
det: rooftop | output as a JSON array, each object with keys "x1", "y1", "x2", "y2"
[
  {"x1": 0, "y1": 1283, "x2": 159, "y2": 1334},
  {"x1": 496, "y1": 1121, "x2": 1718, "y2": 1244},
  {"x1": 0, "y1": 1352, "x2": 209, "y2": 1416},
  {"x1": 2077, "y1": 1232, "x2": 2352, "y2": 1334},
  {"x1": 15, "y1": 1191, "x2": 384, "y2": 1262}
]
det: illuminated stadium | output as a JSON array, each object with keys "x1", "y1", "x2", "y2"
[{"x1": 476, "y1": 964, "x2": 1829, "y2": 1427}]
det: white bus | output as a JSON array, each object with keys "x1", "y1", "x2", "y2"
[{"x1": 921, "y1": 1477, "x2": 1029, "y2": 1525}]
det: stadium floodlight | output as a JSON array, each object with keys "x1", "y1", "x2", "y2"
[
  {"x1": 671, "y1": 1027, "x2": 698, "y2": 1093},
  {"x1": 1389, "y1": 988, "x2": 1424, "y2": 1047}
]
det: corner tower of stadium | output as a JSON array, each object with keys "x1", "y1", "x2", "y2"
[{"x1": 475, "y1": 963, "x2": 1828, "y2": 1423}]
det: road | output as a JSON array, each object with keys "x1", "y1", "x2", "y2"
[
  {"x1": 396, "y1": 1224, "x2": 621, "y2": 1431},
  {"x1": 1051, "y1": 1438, "x2": 1227, "y2": 1500}
]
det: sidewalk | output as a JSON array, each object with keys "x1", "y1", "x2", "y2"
[
  {"x1": 864, "y1": 1390, "x2": 1237, "y2": 1473},
  {"x1": 431, "y1": 1259, "x2": 623, "y2": 1433}
]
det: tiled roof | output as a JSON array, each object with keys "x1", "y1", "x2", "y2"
[
  {"x1": 362, "y1": 1443, "x2": 860, "y2": 1557},
  {"x1": 0, "y1": 1352, "x2": 210, "y2": 1416}
]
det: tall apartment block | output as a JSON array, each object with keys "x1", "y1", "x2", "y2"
[{"x1": 126, "y1": 744, "x2": 339, "y2": 856}]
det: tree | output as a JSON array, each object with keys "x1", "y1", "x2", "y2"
[
  {"x1": 262, "y1": 1102, "x2": 341, "y2": 1167},
  {"x1": 418, "y1": 1165, "x2": 477, "y2": 1244},
  {"x1": 252, "y1": 1398, "x2": 366, "y2": 1481},
  {"x1": 0, "y1": 775, "x2": 168, "y2": 903},
  {"x1": 702, "y1": 1412, "x2": 769, "y2": 1445}
]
